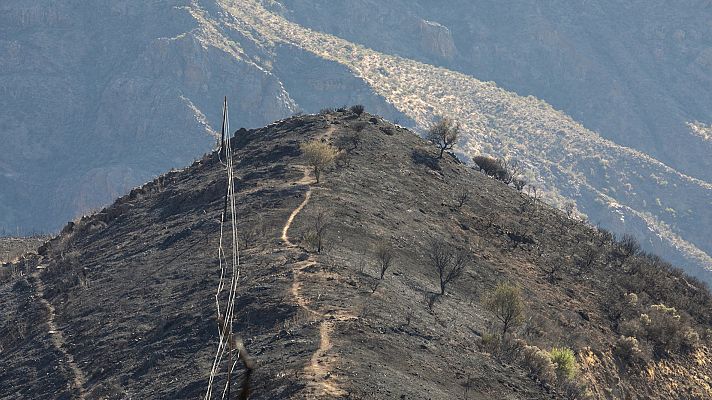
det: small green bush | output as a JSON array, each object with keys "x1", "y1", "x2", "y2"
[{"x1": 550, "y1": 347, "x2": 577, "y2": 380}]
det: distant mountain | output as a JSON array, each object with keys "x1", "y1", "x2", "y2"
[
  {"x1": 1, "y1": 0, "x2": 710, "y2": 280},
  {"x1": 276, "y1": 0, "x2": 712, "y2": 180},
  {"x1": 2, "y1": 112, "x2": 711, "y2": 399}
]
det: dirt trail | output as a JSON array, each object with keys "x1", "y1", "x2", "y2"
[
  {"x1": 281, "y1": 123, "x2": 355, "y2": 398},
  {"x1": 281, "y1": 175, "x2": 312, "y2": 247},
  {"x1": 31, "y1": 270, "x2": 88, "y2": 399}
]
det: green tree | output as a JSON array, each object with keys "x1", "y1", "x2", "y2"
[{"x1": 485, "y1": 283, "x2": 524, "y2": 336}]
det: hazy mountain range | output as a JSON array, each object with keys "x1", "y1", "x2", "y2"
[{"x1": 1, "y1": 0, "x2": 710, "y2": 280}]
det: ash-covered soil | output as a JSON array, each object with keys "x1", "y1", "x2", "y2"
[
  {"x1": 0, "y1": 237, "x2": 47, "y2": 263},
  {"x1": 1, "y1": 111, "x2": 711, "y2": 399}
]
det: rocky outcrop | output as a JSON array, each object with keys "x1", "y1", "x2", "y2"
[{"x1": 418, "y1": 19, "x2": 457, "y2": 60}]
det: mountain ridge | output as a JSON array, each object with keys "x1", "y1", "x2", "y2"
[{"x1": 2, "y1": 111, "x2": 712, "y2": 399}]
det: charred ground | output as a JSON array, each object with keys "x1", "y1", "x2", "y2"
[{"x1": 1, "y1": 110, "x2": 711, "y2": 399}]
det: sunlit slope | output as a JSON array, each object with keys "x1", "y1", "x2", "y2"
[{"x1": 214, "y1": 0, "x2": 712, "y2": 276}]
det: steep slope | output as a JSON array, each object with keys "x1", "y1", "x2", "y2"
[{"x1": 2, "y1": 112, "x2": 711, "y2": 399}]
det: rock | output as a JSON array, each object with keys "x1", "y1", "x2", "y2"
[{"x1": 418, "y1": 19, "x2": 457, "y2": 60}]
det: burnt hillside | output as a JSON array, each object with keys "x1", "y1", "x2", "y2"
[
  {"x1": 0, "y1": 237, "x2": 47, "y2": 264},
  {"x1": 1, "y1": 110, "x2": 711, "y2": 399}
]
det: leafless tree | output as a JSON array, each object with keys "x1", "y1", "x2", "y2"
[
  {"x1": 564, "y1": 201, "x2": 576, "y2": 219},
  {"x1": 576, "y1": 245, "x2": 600, "y2": 272},
  {"x1": 337, "y1": 125, "x2": 364, "y2": 152},
  {"x1": 428, "y1": 240, "x2": 469, "y2": 295},
  {"x1": 499, "y1": 158, "x2": 522, "y2": 185},
  {"x1": 371, "y1": 243, "x2": 396, "y2": 293},
  {"x1": 303, "y1": 210, "x2": 329, "y2": 253},
  {"x1": 375, "y1": 243, "x2": 395, "y2": 280},
  {"x1": 463, "y1": 373, "x2": 474, "y2": 400},
  {"x1": 456, "y1": 189, "x2": 470, "y2": 208},
  {"x1": 619, "y1": 233, "x2": 642, "y2": 259},
  {"x1": 357, "y1": 252, "x2": 367, "y2": 275},
  {"x1": 525, "y1": 186, "x2": 540, "y2": 216},
  {"x1": 350, "y1": 104, "x2": 365, "y2": 115},
  {"x1": 426, "y1": 117, "x2": 461, "y2": 159}
]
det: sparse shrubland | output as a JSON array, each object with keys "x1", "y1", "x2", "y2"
[{"x1": 4, "y1": 112, "x2": 711, "y2": 400}]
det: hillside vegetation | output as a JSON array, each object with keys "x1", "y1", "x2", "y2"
[{"x1": 2, "y1": 111, "x2": 711, "y2": 399}]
